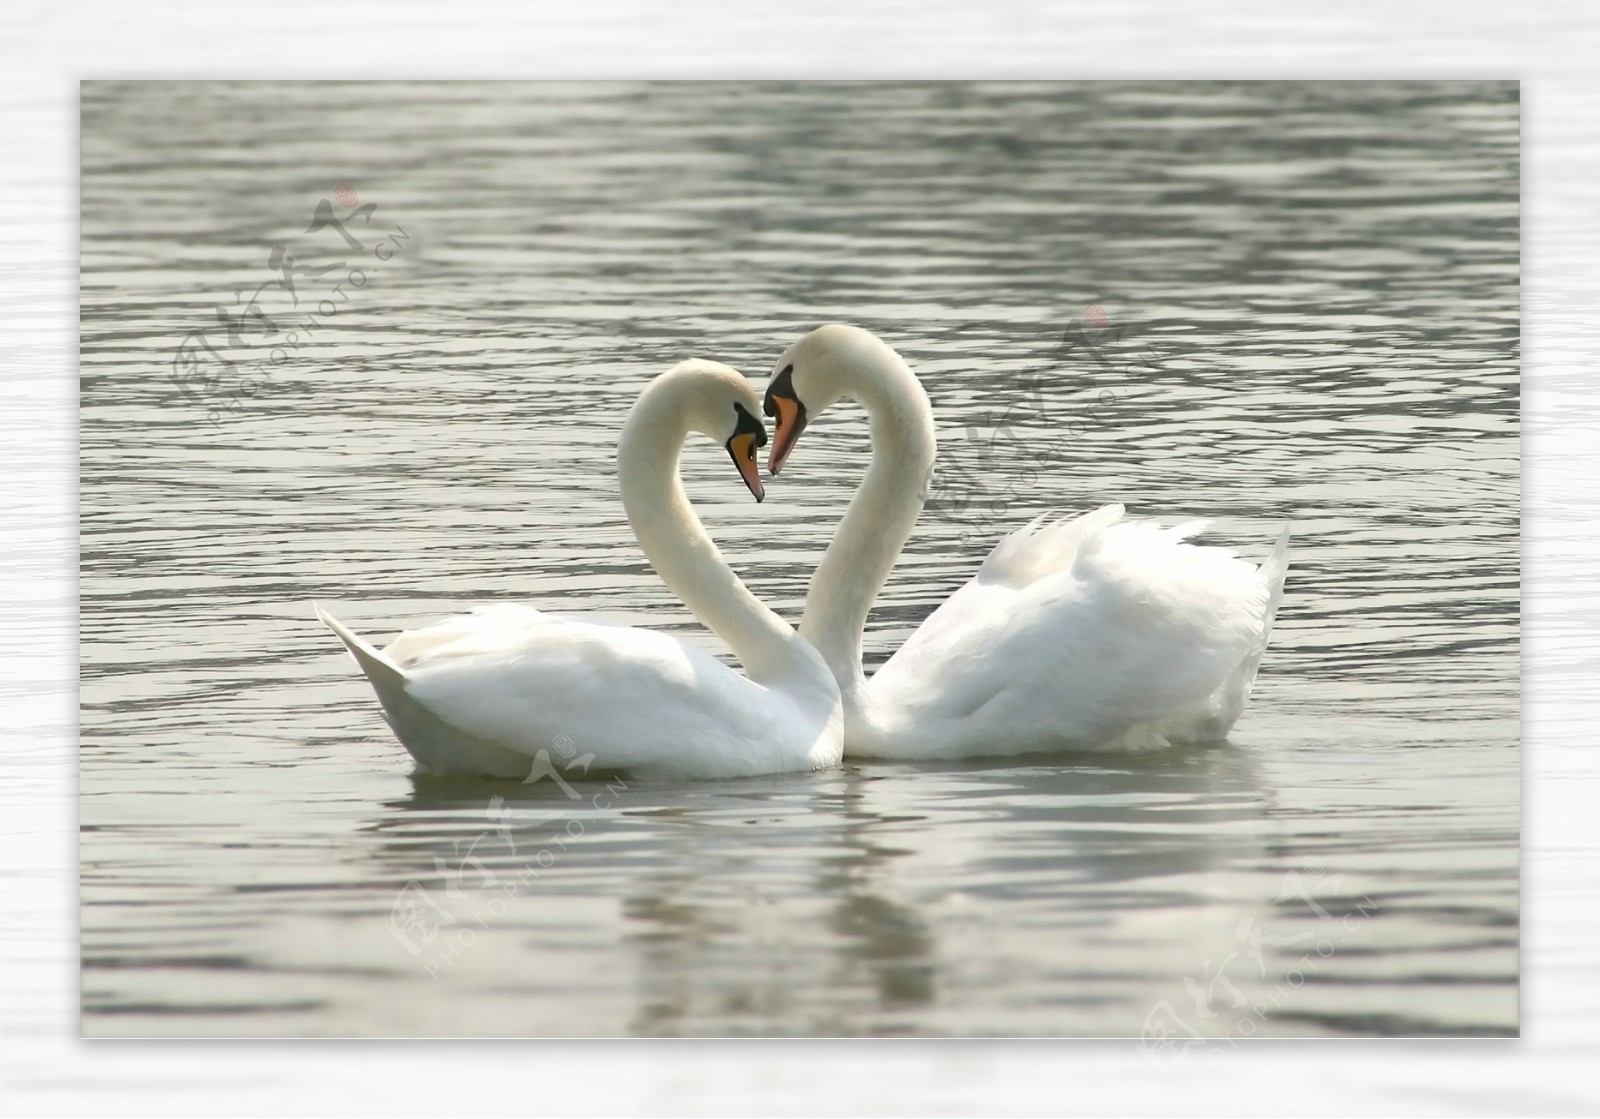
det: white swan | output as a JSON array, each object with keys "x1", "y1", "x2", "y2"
[
  {"x1": 762, "y1": 324, "x2": 1290, "y2": 758},
  {"x1": 317, "y1": 360, "x2": 842, "y2": 781}
]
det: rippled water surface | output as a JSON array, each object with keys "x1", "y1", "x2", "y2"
[{"x1": 79, "y1": 81, "x2": 1519, "y2": 1037}]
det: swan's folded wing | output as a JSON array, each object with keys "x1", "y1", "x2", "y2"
[
  {"x1": 1039, "y1": 519, "x2": 1272, "y2": 717},
  {"x1": 383, "y1": 603, "x2": 557, "y2": 666},
  {"x1": 871, "y1": 516, "x2": 1273, "y2": 744},
  {"x1": 977, "y1": 503, "x2": 1129, "y2": 589},
  {"x1": 878, "y1": 503, "x2": 1131, "y2": 674},
  {"x1": 393, "y1": 614, "x2": 801, "y2": 777}
]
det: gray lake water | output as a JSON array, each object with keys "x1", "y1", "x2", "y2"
[{"x1": 79, "y1": 80, "x2": 1519, "y2": 1038}]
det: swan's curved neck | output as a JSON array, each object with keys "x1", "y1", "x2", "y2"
[
  {"x1": 618, "y1": 397, "x2": 812, "y2": 685},
  {"x1": 798, "y1": 351, "x2": 936, "y2": 691}
]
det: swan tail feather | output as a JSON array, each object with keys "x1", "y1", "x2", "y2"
[
  {"x1": 314, "y1": 604, "x2": 533, "y2": 778},
  {"x1": 1258, "y1": 524, "x2": 1292, "y2": 641},
  {"x1": 1181, "y1": 525, "x2": 1291, "y2": 743},
  {"x1": 1238, "y1": 524, "x2": 1293, "y2": 699},
  {"x1": 316, "y1": 603, "x2": 410, "y2": 703}
]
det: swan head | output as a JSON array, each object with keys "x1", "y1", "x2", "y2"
[
  {"x1": 763, "y1": 324, "x2": 901, "y2": 474},
  {"x1": 651, "y1": 359, "x2": 769, "y2": 502}
]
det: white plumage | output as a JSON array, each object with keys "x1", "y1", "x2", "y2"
[
  {"x1": 863, "y1": 506, "x2": 1290, "y2": 757},
  {"x1": 765, "y1": 324, "x2": 1289, "y2": 759},
  {"x1": 317, "y1": 361, "x2": 842, "y2": 781}
]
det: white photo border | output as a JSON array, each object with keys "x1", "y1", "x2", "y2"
[{"x1": 5, "y1": 2, "x2": 1594, "y2": 1114}]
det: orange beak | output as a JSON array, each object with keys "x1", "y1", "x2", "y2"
[
  {"x1": 727, "y1": 431, "x2": 765, "y2": 502},
  {"x1": 767, "y1": 394, "x2": 808, "y2": 475}
]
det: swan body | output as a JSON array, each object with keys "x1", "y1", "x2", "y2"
[
  {"x1": 319, "y1": 360, "x2": 842, "y2": 781},
  {"x1": 764, "y1": 324, "x2": 1290, "y2": 759}
]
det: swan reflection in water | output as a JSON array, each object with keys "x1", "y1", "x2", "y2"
[{"x1": 361, "y1": 744, "x2": 1270, "y2": 1036}]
